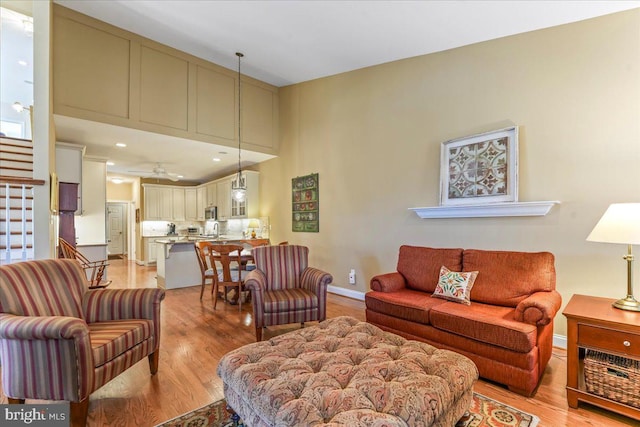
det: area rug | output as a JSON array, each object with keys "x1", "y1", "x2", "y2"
[{"x1": 156, "y1": 392, "x2": 539, "y2": 427}]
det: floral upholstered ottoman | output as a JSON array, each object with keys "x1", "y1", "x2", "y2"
[{"x1": 217, "y1": 316, "x2": 478, "y2": 426}]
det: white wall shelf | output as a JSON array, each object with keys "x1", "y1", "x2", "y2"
[{"x1": 409, "y1": 201, "x2": 560, "y2": 219}]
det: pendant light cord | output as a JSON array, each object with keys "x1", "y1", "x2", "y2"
[{"x1": 236, "y1": 52, "x2": 244, "y2": 180}]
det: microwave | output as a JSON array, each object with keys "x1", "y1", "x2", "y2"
[{"x1": 205, "y1": 206, "x2": 218, "y2": 220}]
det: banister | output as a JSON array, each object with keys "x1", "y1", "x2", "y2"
[{"x1": 0, "y1": 176, "x2": 45, "y2": 186}]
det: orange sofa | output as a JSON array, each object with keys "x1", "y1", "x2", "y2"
[{"x1": 365, "y1": 245, "x2": 561, "y2": 396}]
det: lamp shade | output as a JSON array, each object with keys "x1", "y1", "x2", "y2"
[
  {"x1": 586, "y1": 203, "x2": 640, "y2": 245},
  {"x1": 248, "y1": 219, "x2": 260, "y2": 229}
]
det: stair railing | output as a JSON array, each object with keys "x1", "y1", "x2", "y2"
[{"x1": 1, "y1": 177, "x2": 45, "y2": 264}]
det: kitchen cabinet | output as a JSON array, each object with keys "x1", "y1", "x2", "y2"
[
  {"x1": 143, "y1": 185, "x2": 172, "y2": 220},
  {"x1": 206, "y1": 183, "x2": 217, "y2": 208},
  {"x1": 216, "y1": 179, "x2": 232, "y2": 220},
  {"x1": 186, "y1": 188, "x2": 198, "y2": 221},
  {"x1": 215, "y1": 171, "x2": 260, "y2": 220},
  {"x1": 172, "y1": 188, "x2": 186, "y2": 221},
  {"x1": 196, "y1": 186, "x2": 206, "y2": 221},
  {"x1": 144, "y1": 238, "x2": 158, "y2": 265},
  {"x1": 225, "y1": 171, "x2": 259, "y2": 219}
]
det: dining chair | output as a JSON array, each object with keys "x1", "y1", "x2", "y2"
[
  {"x1": 58, "y1": 237, "x2": 111, "y2": 289},
  {"x1": 194, "y1": 241, "x2": 217, "y2": 300},
  {"x1": 207, "y1": 244, "x2": 248, "y2": 311},
  {"x1": 0, "y1": 259, "x2": 165, "y2": 427},
  {"x1": 244, "y1": 245, "x2": 333, "y2": 341}
]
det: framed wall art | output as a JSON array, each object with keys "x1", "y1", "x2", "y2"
[
  {"x1": 440, "y1": 126, "x2": 518, "y2": 206},
  {"x1": 292, "y1": 173, "x2": 319, "y2": 232}
]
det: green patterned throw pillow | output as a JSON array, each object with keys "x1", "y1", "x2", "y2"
[{"x1": 432, "y1": 266, "x2": 478, "y2": 305}]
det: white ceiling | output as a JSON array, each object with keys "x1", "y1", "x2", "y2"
[
  {"x1": 54, "y1": 1, "x2": 640, "y2": 87},
  {"x1": 7, "y1": 1, "x2": 640, "y2": 183}
]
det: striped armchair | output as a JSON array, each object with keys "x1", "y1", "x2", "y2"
[
  {"x1": 244, "y1": 245, "x2": 333, "y2": 341},
  {"x1": 0, "y1": 259, "x2": 165, "y2": 426}
]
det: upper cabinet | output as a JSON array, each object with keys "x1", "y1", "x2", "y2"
[
  {"x1": 143, "y1": 185, "x2": 172, "y2": 221},
  {"x1": 52, "y1": 5, "x2": 279, "y2": 154}
]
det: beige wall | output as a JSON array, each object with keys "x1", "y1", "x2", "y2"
[
  {"x1": 107, "y1": 181, "x2": 133, "y2": 201},
  {"x1": 258, "y1": 10, "x2": 640, "y2": 336}
]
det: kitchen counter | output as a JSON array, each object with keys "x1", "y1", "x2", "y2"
[{"x1": 154, "y1": 238, "x2": 269, "y2": 290}]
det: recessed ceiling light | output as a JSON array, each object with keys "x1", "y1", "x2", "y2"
[
  {"x1": 18, "y1": 60, "x2": 27, "y2": 66},
  {"x1": 212, "y1": 158, "x2": 221, "y2": 162},
  {"x1": 106, "y1": 161, "x2": 115, "y2": 166},
  {"x1": 177, "y1": 175, "x2": 184, "y2": 178},
  {"x1": 115, "y1": 142, "x2": 127, "y2": 147},
  {"x1": 111, "y1": 178, "x2": 123, "y2": 184}
]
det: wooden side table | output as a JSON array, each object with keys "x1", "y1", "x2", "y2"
[{"x1": 563, "y1": 294, "x2": 640, "y2": 420}]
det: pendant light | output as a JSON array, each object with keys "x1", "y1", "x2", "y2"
[{"x1": 231, "y1": 52, "x2": 247, "y2": 202}]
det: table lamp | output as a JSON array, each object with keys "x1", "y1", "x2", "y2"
[
  {"x1": 586, "y1": 203, "x2": 640, "y2": 311},
  {"x1": 247, "y1": 219, "x2": 260, "y2": 239}
]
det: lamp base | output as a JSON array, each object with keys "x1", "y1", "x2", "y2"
[{"x1": 612, "y1": 296, "x2": 640, "y2": 312}]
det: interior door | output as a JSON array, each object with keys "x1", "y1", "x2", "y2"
[{"x1": 107, "y1": 203, "x2": 126, "y2": 256}]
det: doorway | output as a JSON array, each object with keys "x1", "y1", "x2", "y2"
[{"x1": 107, "y1": 202, "x2": 127, "y2": 258}]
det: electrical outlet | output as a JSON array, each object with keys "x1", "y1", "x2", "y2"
[{"x1": 349, "y1": 269, "x2": 356, "y2": 285}]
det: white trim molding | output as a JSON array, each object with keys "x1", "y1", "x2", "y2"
[
  {"x1": 409, "y1": 201, "x2": 559, "y2": 219},
  {"x1": 553, "y1": 333, "x2": 567, "y2": 350},
  {"x1": 328, "y1": 285, "x2": 366, "y2": 301}
]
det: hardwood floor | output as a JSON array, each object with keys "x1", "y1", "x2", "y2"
[{"x1": 1, "y1": 257, "x2": 636, "y2": 426}]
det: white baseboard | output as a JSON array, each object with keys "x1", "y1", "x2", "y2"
[
  {"x1": 553, "y1": 333, "x2": 567, "y2": 349},
  {"x1": 328, "y1": 285, "x2": 365, "y2": 301}
]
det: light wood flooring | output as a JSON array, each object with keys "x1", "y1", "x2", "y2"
[{"x1": 1, "y1": 257, "x2": 637, "y2": 426}]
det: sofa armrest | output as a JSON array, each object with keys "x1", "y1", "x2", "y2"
[
  {"x1": 370, "y1": 272, "x2": 407, "y2": 292},
  {"x1": 515, "y1": 290, "x2": 562, "y2": 326}
]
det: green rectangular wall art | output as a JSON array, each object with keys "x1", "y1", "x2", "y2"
[{"x1": 292, "y1": 173, "x2": 319, "y2": 232}]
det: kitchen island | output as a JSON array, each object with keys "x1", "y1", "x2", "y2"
[{"x1": 154, "y1": 238, "x2": 269, "y2": 290}]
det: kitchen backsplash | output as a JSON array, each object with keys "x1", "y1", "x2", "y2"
[{"x1": 141, "y1": 217, "x2": 269, "y2": 238}]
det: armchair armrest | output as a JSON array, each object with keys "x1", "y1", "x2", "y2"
[
  {"x1": 0, "y1": 313, "x2": 88, "y2": 340},
  {"x1": 82, "y1": 288, "x2": 165, "y2": 323},
  {"x1": 515, "y1": 290, "x2": 562, "y2": 326},
  {"x1": 300, "y1": 267, "x2": 333, "y2": 294},
  {"x1": 370, "y1": 272, "x2": 407, "y2": 292},
  {"x1": 244, "y1": 269, "x2": 267, "y2": 326},
  {"x1": 244, "y1": 269, "x2": 267, "y2": 294},
  {"x1": 301, "y1": 267, "x2": 332, "y2": 323},
  {"x1": 0, "y1": 313, "x2": 94, "y2": 401}
]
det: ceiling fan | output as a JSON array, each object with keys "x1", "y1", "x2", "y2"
[{"x1": 129, "y1": 163, "x2": 180, "y2": 181}]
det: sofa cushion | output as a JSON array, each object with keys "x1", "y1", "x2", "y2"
[
  {"x1": 397, "y1": 246, "x2": 463, "y2": 293},
  {"x1": 429, "y1": 301, "x2": 537, "y2": 353},
  {"x1": 463, "y1": 250, "x2": 556, "y2": 307},
  {"x1": 365, "y1": 289, "x2": 447, "y2": 325},
  {"x1": 432, "y1": 266, "x2": 478, "y2": 305}
]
